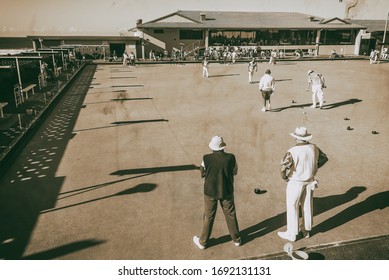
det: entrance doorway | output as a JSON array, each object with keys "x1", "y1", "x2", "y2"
[
  {"x1": 109, "y1": 43, "x2": 125, "y2": 59},
  {"x1": 359, "y1": 39, "x2": 377, "y2": 55}
]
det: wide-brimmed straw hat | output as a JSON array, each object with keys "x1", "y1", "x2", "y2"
[
  {"x1": 209, "y1": 136, "x2": 226, "y2": 151},
  {"x1": 289, "y1": 127, "x2": 312, "y2": 141}
]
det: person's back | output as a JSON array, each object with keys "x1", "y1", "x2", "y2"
[
  {"x1": 278, "y1": 127, "x2": 328, "y2": 242},
  {"x1": 202, "y1": 151, "x2": 236, "y2": 199},
  {"x1": 287, "y1": 143, "x2": 319, "y2": 182},
  {"x1": 194, "y1": 136, "x2": 241, "y2": 249},
  {"x1": 259, "y1": 73, "x2": 275, "y2": 91}
]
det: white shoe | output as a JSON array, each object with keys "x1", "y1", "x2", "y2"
[
  {"x1": 234, "y1": 241, "x2": 241, "y2": 247},
  {"x1": 277, "y1": 231, "x2": 296, "y2": 242},
  {"x1": 193, "y1": 236, "x2": 205, "y2": 250},
  {"x1": 261, "y1": 107, "x2": 266, "y2": 112},
  {"x1": 310, "y1": 105, "x2": 316, "y2": 108}
]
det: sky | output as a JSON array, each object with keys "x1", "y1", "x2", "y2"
[{"x1": 1, "y1": 0, "x2": 388, "y2": 37}]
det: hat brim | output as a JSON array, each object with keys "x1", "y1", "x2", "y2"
[
  {"x1": 289, "y1": 132, "x2": 312, "y2": 141},
  {"x1": 209, "y1": 143, "x2": 226, "y2": 151}
]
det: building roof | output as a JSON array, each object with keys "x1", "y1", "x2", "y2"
[
  {"x1": 350, "y1": 20, "x2": 388, "y2": 33},
  {"x1": 27, "y1": 35, "x2": 139, "y2": 42},
  {"x1": 137, "y1": 10, "x2": 365, "y2": 30}
]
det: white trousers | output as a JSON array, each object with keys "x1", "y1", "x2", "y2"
[
  {"x1": 312, "y1": 85, "x2": 324, "y2": 107},
  {"x1": 202, "y1": 67, "x2": 209, "y2": 77},
  {"x1": 285, "y1": 180, "x2": 314, "y2": 236},
  {"x1": 248, "y1": 71, "x2": 253, "y2": 82}
]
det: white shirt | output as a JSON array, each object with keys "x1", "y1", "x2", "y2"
[
  {"x1": 308, "y1": 73, "x2": 325, "y2": 87},
  {"x1": 259, "y1": 74, "x2": 275, "y2": 91},
  {"x1": 286, "y1": 143, "x2": 319, "y2": 182}
]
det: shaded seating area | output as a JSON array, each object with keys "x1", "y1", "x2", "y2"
[{"x1": 0, "y1": 47, "x2": 82, "y2": 162}]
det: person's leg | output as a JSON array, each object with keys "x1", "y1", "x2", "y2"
[
  {"x1": 311, "y1": 87, "x2": 317, "y2": 108},
  {"x1": 317, "y1": 88, "x2": 324, "y2": 108},
  {"x1": 261, "y1": 91, "x2": 266, "y2": 111},
  {"x1": 286, "y1": 180, "x2": 305, "y2": 236},
  {"x1": 199, "y1": 195, "x2": 218, "y2": 246},
  {"x1": 301, "y1": 184, "x2": 314, "y2": 232},
  {"x1": 220, "y1": 197, "x2": 241, "y2": 244},
  {"x1": 267, "y1": 91, "x2": 272, "y2": 110}
]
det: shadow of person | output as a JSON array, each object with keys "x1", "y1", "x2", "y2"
[
  {"x1": 313, "y1": 186, "x2": 366, "y2": 216},
  {"x1": 271, "y1": 103, "x2": 312, "y2": 112},
  {"x1": 271, "y1": 98, "x2": 362, "y2": 112},
  {"x1": 111, "y1": 164, "x2": 199, "y2": 176},
  {"x1": 313, "y1": 190, "x2": 389, "y2": 234},
  {"x1": 209, "y1": 74, "x2": 240, "y2": 78},
  {"x1": 308, "y1": 252, "x2": 326, "y2": 260},
  {"x1": 321, "y1": 98, "x2": 362, "y2": 110},
  {"x1": 207, "y1": 186, "x2": 366, "y2": 247}
]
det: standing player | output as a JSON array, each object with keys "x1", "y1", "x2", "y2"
[
  {"x1": 202, "y1": 57, "x2": 209, "y2": 78},
  {"x1": 278, "y1": 127, "x2": 328, "y2": 242},
  {"x1": 306, "y1": 70, "x2": 326, "y2": 109},
  {"x1": 193, "y1": 136, "x2": 241, "y2": 249},
  {"x1": 259, "y1": 69, "x2": 276, "y2": 112},
  {"x1": 248, "y1": 58, "x2": 258, "y2": 84}
]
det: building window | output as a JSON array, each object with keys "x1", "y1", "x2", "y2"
[
  {"x1": 154, "y1": 29, "x2": 164, "y2": 34},
  {"x1": 179, "y1": 30, "x2": 204, "y2": 40},
  {"x1": 320, "y1": 30, "x2": 356, "y2": 45},
  {"x1": 209, "y1": 29, "x2": 318, "y2": 46}
]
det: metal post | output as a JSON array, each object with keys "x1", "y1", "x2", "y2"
[
  {"x1": 60, "y1": 49, "x2": 65, "y2": 70},
  {"x1": 38, "y1": 51, "x2": 43, "y2": 74},
  {"x1": 15, "y1": 57, "x2": 23, "y2": 104},
  {"x1": 18, "y1": 114, "x2": 22, "y2": 130},
  {"x1": 52, "y1": 53, "x2": 56, "y2": 76},
  {"x1": 15, "y1": 57, "x2": 22, "y2": 87},
  {"x1": 382, "y1": 11, "x2": 389, "y2": 53}
]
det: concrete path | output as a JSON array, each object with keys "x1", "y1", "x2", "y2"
[{"x1": 0, "y1": 60, "x2": 388, "y2": 259}]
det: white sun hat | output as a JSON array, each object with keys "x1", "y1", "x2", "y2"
[
  {"x1": 209, "y1": 136, "x2": 226, "y2": 151},
  {"x1": 289, "y1": 127, "x2": 313, "y2": 141}
]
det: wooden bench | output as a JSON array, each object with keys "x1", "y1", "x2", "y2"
[
  {"x1": 0, "y1": 102, "x2": 8, "y2": 117},
  {"x1": 22, "y1": 84, "x2": 37, "y2": 100}
]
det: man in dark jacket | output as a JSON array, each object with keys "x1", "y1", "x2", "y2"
[{"x1": 193, "y1": 136, "x2": 241, "y2": 249}]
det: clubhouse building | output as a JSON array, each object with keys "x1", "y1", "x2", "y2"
[
  {"x1": 131, "y1": 10, "x2": 388, "y2": 58},
  {"x1": 0, "y1": 10, "x2": 387, "y2": 60}
]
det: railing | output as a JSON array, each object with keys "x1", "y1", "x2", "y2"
[{"x1": 182, "y1": 40, "x2": 203, "y2": 54}]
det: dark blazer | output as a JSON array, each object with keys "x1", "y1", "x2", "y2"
[{"x1": 201, "y1": 150, "x2": 237, "y2": 199}]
